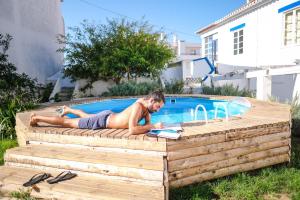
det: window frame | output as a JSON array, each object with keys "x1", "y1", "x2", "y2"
[
  {"x1": 283, "y1": 7, "x2": 300, "y2": 46},
  {"x1": 233, "y1": 29, "x2": 244, "y2": 55}
]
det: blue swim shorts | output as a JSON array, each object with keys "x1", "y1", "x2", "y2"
[{"x1": 78, "y1": 110, "x2": 113, "y2": 130}]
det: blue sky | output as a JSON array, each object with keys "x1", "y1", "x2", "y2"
[{"x1": 62, "y1": 0, "x2": 245, "y2": 43}]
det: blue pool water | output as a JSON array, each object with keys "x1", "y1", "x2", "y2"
[{"x1": 69, "y1": 97, "x2": 251, "y2": 124}]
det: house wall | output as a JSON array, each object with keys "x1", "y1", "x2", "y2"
[
  {"x1": 201, "y1": 0, "x2": 300, "y2": 67},
  {"x1": 200, "y1": 0, "x2": 300, "y2": 102},
  {"x1": 0, "y1": 0, "x2": 64, "y2": 83}
]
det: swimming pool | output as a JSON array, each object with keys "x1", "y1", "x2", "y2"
[{"x1": 70, "y1": 97, "x2": 251, "y2": 124}]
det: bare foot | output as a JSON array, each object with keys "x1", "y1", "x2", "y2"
[
  {"x1": 61, "y1": 105, "x2": 71, "y2": 117},
  {"x1": 56, "y1": 105, "x2": 70, "y2": 117},
  {"x1": 30, "y1": 113, "x2": 38, "y2": 126}
]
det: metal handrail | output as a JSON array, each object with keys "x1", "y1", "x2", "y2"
[
  {"x1": 214, "y1": 103, "x2": 229, "y2": 121},
  {"x1": 194, "y1": 104, "x2": 208, "y2": 124}
]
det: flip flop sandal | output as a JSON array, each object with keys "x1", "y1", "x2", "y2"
[
  {"x1": 23, "y1": 173, "x2": 52, "y2": 187},
  {"x1": 47, "y1": 171, "x2": 77, "y2": 184}
]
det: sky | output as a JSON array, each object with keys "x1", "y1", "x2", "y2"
[{"x1": 62, "y1": 0, "x2": 246, "y2": 43}]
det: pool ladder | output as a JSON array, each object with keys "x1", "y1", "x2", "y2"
[
  {"x1": 194, "y1": 104, "x2": 208, "y2": 124},
  {"x1": 214, "y1": 103, "x2": 229, "y2": 121},
  {"x1": 194, "y1": 103, "x2": 229, "y2": 124}
]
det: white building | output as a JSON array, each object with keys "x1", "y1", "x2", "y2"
[
  {"x1": 161, "y1": 35, "x2": 202, "y2": 82},
  {"x1": 196, "y1": 0, "x2": 300, "y2": 102},
  {"x1": 0, "y1": 0, "x2": 65, "y2": 83}
]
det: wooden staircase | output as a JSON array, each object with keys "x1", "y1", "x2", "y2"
[{"x1": 0, "y1": 113, "x2": 168, "y2": 200}]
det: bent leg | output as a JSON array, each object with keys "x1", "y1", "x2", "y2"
[
  {"x1": 62, "y1": 106, "x2": 94, "y2": 118},
  {"x1": 31, "y1": 114, "x2": 80, "y2": 128}
]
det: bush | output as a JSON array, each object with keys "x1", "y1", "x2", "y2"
[
  {"x1": 0, "y1": 33, "x2": 39, "y2": 139},
  {"x1": 102, "y1": 81, "x2": 162, "y2": 97},
  {"x1": 164, "y1": 80, "x2": 184, "y2": 94},
  {"x1": 202, "y1": 84, "x2": 255, "y2": 97}
]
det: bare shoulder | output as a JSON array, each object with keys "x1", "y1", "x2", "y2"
[{"x1": 132, "y1": 101, "x2": 143, "y2": 111}]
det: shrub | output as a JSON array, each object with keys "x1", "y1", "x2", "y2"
[
  {"x1": 0, "y1": 33, "x2": 39, "y2": 139},
  {"x1": 102, "y1": 81, "x2": 162, "y2": 97},
  {"x1": 164, "y1": 80, "x2": 184, "y2": 94},
  {"x1": 202, "y1": 84, "x2": 255, "y2": 97}
]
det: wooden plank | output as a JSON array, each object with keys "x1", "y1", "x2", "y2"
[
  {"x1": 6, "y1": 145, "x2": 165, "y2": 171},
  {"x1": 55, "y1": 128, "x2": 73, "y2": 134},
  {"x1": 168, "y1": 139, "x2": 289, "y2": 172},
  {"x1": 100, "y1": 129, "x2": 118, "y2": 138},
  {"x1": 136, "y1": 134, "x2": 146, "y2": 141},
  {"x1": 114, "y1": 129, "x2": 129, "y2": 139},
  {"x1": 94, "y1": 129, "x2": 112, "y2": 137},
  {"x1": 169, "y1": 146, "x2": 289, "y2": 181},
  {"x1": 226, "y1": 124, "x2": 289, "y2": 141},
  {"x1": 169, "y1": 154, "x2": 289, "y2": 188},
  {"x1": 168, "y1": 131, "x2": 290, "y2": 161},
  {"x1": 108, "y1": 129, "x2": 125, "y2": 138},
  {"x1": 0, "y1": 166, "x2": 165, "y2": 200},
  {"x1": 144, "y1": 134, "x2": 158, "y2": 142},
  {"x1": 121, "y1": 130, "x2": 134, "y2": 139},
  {"x1": 163, "y1": 157, "x2": 169, "y2": 200},
  {"x1": 167, "y1": 134, "x2": 226, "y2": 151},
  {"x1": 27, "y1": 132, "x2": 166, "y2": 151},
  {"x1": 81, "y1": 129, "x2": 98, "y2": 137}
]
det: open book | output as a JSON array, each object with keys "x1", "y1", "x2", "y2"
[{"x1": 147, "y1": 123, "x2": 182, "y2": 139}]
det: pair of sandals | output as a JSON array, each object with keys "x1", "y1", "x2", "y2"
[{"x1": 23, "y1": 171, "x2": 77, "y2": 187}]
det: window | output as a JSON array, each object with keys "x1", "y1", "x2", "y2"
[
  {"x1": 284, "y1": 8, "x2": 300, "y2": 45},
  {"x1": 284, "y1": 12, "x2": 294, "y2": 45},
  {"x1": 204, "y1": 34, "x2": 218, "y2": 63},
  {"x1": 233, "y1": 29, "x2": 243, "y2": 55}
]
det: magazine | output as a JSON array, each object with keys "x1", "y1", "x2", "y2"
[{"x1": 147, "y1": 123, "x2": 182, "y2": 139}]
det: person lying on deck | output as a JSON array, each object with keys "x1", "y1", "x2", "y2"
[{"x1": 29, "y1": 91, "x2": 165, "y2": 135}]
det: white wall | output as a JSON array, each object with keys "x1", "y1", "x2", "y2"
[
  {"x1": 73, "y1": 79, "x2": 116, "y2": 98},
  {"x1": 161, "y1": 64, "x2": 183, "y2": 83},
  {"x1": 201, "y1": 0, "x2": 300, "y2": 67},
  {"x1": 0, "y1": 0, "x2": 64, "y2": 83},
  {"x1": 271, "y1": 74, "x2": 298, "y2": 102}
]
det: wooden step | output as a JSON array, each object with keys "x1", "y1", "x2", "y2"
[
  {"x1": 0, "y1": 166, "x2": 165, "y2": 200},
  {"x1": 4, "y1": 145, "x2": 165, "y2": 183}
]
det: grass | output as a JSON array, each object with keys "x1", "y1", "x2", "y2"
[
  {"x1": 170, "y1": 138, "x2": 300, "y2": 200},
  {"x1": 10, "y1": 189, "x2": 37, "y2": 200},
  {"x1": 0, "y1": 139, "x2": 18, "y2": 165}
]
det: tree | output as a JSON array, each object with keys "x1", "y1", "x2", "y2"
[{"x1": 58, "y1": 18, "x2": 175, "y2": 88}]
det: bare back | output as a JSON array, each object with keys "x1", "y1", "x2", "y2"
[{"x1": 107, "y1": 101, "x2": 149, "y2": 129}]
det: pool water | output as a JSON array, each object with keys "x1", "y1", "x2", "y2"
[{"x1": 69, "y1": 97, "x2": 251, "y2": 124}]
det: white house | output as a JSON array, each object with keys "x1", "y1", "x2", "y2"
[
  {"x1": 0, "y1": 0, "x2": 65, "y2": 84},
  {"x1": 196, "y1": 0, "x2": 300, "y2": 102},
  {"x1": 161, "y1": 35, "x2": 202, "y2": 83}
]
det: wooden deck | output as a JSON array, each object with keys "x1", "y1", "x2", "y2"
[{"x1": 0, "y1": 95, "x2": 291, "y2": 200}]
